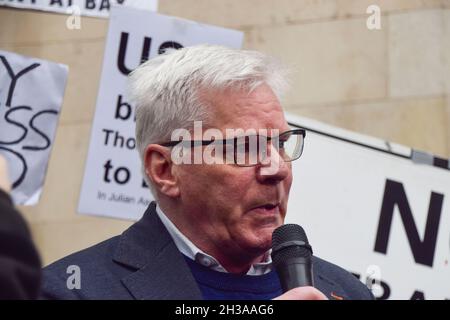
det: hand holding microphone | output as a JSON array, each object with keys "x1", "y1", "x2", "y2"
[{"x1": 272, "y1": 224, "x2": 327, "y2": 300}]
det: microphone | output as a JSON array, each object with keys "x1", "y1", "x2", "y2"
[{"x1": 271, "y1": 224, "x2": 314, "y2": 292}]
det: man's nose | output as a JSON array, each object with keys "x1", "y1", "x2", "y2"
[{"x1": 256, "y1": 145, "x2": 290, "y2": 183}]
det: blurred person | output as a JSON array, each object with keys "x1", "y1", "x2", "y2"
[
  {"x1": 0, "y1": 154, "x2": 41, "y2": 299},
  {"x1": 42, "y1": 45, "x2": 373, "y2": 300}
]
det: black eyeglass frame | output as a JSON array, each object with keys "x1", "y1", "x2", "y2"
[{"x1": 157, "y1": 128, "x2": 306, "y2": 166}]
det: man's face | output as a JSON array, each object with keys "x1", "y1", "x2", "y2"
[{"x1": 175, "y1": 84, "x2": 293, "y2": 259}]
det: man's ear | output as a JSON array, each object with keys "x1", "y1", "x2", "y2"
[{"x1": 144, "y1": 145, "x2": 180, "y2": 198}]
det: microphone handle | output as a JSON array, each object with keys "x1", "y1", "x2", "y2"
[{"x1": 276, "y1": 257, "x2": 314, "y2": 292}]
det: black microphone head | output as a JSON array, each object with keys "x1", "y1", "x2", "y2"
[{"x1": 271, "y1": 224, "x2": 312, "y2": 268}]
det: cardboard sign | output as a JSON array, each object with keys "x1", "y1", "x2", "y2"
[{"x1": 0, "y1": 50, "x2": 68, "y2": 205}]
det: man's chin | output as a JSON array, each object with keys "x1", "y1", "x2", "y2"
[
  {"x1": 258, "y1": 219, "x2": 283, "y2": 233},
  {"x1": 244, "y1": 232, "x2": 274, "y2": 253}
]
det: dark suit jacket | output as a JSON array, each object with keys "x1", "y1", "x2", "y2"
[
  {"x1": 42, "y1": 202, "x2": 373, "y2": 300},
  {"x1": 0, "y1": 189, "x2": 41, "y2": 299}
]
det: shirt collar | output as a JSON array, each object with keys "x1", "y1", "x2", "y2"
[{"x1": 155, "y1": 204, "x2": 272, "y2": 275}]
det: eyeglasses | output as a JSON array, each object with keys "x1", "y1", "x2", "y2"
[{"x1": 158, "y1": 128, "x2": 306, "y2": 167}]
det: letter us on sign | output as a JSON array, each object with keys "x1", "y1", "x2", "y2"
[{"x1": 0, "y1": 50, "x2": 68, "y2": 205}]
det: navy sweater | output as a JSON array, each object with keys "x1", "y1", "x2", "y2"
[{"x1": 184, "y1": 256, "x2": 283, "y2": 300}]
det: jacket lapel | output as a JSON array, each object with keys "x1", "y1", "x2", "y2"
[
  {"x1": 112, "y1": 202, "x2": 202, "y2": 300},
  {"x1": 313, "y1": 257, "x2": 350, "y2": 300}
]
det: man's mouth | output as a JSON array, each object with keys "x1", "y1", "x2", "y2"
[{"x1": 250, "y1": 203, "x2": 280, "y2": 215}]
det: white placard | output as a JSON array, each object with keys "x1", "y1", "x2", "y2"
[
  {"x1": 78, "y1": 7, "x2": 244, "y2": 220},
  {"x1": 0, "y1": 50, "x2": 68, "y2": 205},
  {"x1": 285, "y1": 114, "x2": 450, "y2": 300},
  {"x1": 0, "y1": 0, "x2": 157, "y2": 18}
]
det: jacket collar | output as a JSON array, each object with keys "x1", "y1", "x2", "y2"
[{"x1": 112, "y1": 202, "x2": 202, "y2": 300}]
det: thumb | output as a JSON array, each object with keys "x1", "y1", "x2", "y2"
[{"x1": 0, "y1": 155, "x2": 11, "y2": 193}]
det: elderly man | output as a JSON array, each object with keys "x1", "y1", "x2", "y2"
[{"x1": 42, "y1": 45, "x2": 372, "y2": 300}]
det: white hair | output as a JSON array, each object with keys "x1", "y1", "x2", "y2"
[{"x1": 127, "y1": 44, "x2": 289, "y2": 192}]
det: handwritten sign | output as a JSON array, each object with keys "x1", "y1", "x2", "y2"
[{"x1": 0, "y1": 50, "x2": 68, "y2": 205}]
